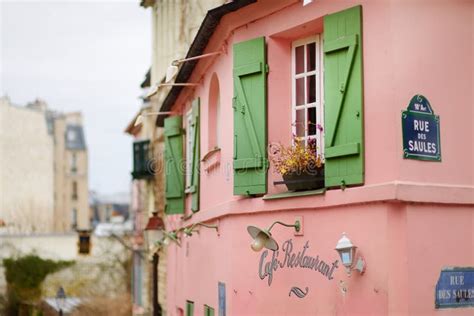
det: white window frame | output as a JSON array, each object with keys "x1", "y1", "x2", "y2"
[
  {"x1": 185, "y1": 109, "x2": 193, "y2": 190},
  {"x1": 291, "y1": 35, "x2": 324, "y2": 157}
]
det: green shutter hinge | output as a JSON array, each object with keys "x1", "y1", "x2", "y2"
[
  {"x1": 265, "y1": 64, "x2": 269, "y2": 73},
  {"x1": 340, "y1": 180, "x2": 346, "y2": 191},
  {"x1": 232, "y1": 97, "x2": 237, "y2": 110}
]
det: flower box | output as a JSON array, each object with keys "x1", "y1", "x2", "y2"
[{"x1": 281, "y1": 167, "x2": 324, "y2": 192}]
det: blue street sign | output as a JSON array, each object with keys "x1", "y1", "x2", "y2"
[
  {"x1": 402, "y1": 95, "x2": 441, "y2": 161},
  {"x1": 435, "y1": 267, "x2": 474, "y2": 309}
]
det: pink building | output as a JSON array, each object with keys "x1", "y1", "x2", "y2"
[{"x1": 155, "y1": 1, "x2": 474, "y2": 315}]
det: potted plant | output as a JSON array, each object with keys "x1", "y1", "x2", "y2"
[{"x1": 268, "y1": 136, "x2": 324, "y2": 192}]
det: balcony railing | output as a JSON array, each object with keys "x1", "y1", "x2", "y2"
[{"x1": 132, "y1": 140, "x2": 154, "y2": 180}]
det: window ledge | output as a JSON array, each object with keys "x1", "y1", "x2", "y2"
[{"x1": 263, "y1": 188, "x2": 326, "y2": 200}]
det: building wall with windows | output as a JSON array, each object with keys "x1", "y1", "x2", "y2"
[
  {"x1": 156, "y1": 1, "x2": 473, "y2": 315},
  {"x1": 0, "y1": 97, "x2": 89, "y2": 234},
  {"x1": 53, "y1": 112, "x2": 90, "y2": 232}
]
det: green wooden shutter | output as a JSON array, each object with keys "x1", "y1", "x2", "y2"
[
  {"x1": 204, "y1": 305, "x2": 215, "y2": 316},
  {"x1": 164, "y1": 115, "x2": 185, "y2": 214},
  {"x1": 232, "y1": 37, "x2": 268, "y2": 196},
  {"x1": 190, "y1": 98, "x2": 200, "y2": 212},
  {"x1": 186, "y1": 301, "x2": 194, "y2": 316},
  {"x1": 324, "y1": 5, "x2": 364, "y2": 188}
]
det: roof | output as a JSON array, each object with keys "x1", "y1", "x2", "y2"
[
  {"x1": 141, "y1": 68, "x2": 151, "y2": 88},
  {"x1": 65, "y1": 125, "x2": 86, "y2": 150},
  {"x1": 140, "y1": 0, "x2": 155, "y2": 8},
  {"x1": 156, "y1": 0, "x2": 257, "y2": 127},
  {"x1": 124, "y1": 111, "x2": 142, "y2": 136}
]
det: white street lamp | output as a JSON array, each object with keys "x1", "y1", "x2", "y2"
[
  {"x1": 144, "y1": 212, "x2": 165, "y2": 253},
  {"x1": 55, "y1": 286, "x2": 66, "y2": 316}
]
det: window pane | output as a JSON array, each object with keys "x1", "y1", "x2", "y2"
[
  {"x1": 307, "y1": 75, "x2": 316, "y2": 103},
  {"x1": 295, "y1": 109, "x2": 305, "y2": 137},
  {"x1": 307, "y1": 43, "x2": 316, "y2": 71},
  {"x1": 295, "y1": 45, "x2": 304, "y2": 74},
  {"x1": 296, "y1": 78, "x2": 304, "y2": 106},
  {"x1": 307, "y1": 107, "x2": 316, "y2": 135}
]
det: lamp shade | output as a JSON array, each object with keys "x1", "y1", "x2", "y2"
[
  {"x1": 247, "y1": 226, "x2": 278, "y2": 251},
  {"x1": 335, "y1": 232, "x2": 356, "y2": 268},
  {"x1": 165, "y1": 65, "x2": 179, "y2": 83},
  {"x1": 144, "y1": 212, "x2": 165, "y2": 252}
]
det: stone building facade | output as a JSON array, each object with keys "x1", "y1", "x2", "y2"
[
  {"x1": 0, "y1": 97, "x2": 55, "y2": 233},
  {"x1": 0, "y1": 97, "x2": 89, "y2": 234}
]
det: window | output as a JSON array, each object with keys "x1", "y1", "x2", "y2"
[
  {"x1": 71, "y1": 152, "x2": 77, "y2": 173},
  {"x1": 72, "y1": 181, "x2": 78, "y2": 200},
  {"x1": 292, "y1": 35, "x2": 324, "y2": 155},
  {"x1": 132, "y1": 140, "x2": 154, "y2": 180},
  {"x1": 67, "y1": 130, "x2": 76, "y2": 142},
  {"x1": 78, "y1": 231, "x2": 91, "y2": 254},
  {"x1": 208, "y1": 73, "x2": 220, "y2": 150},
  {"x1": 71, "y1": 208, "x2": 77, "y2": 229},
  {"x1": 185, "y1": 109, "x2": 193, "y2": 189}
]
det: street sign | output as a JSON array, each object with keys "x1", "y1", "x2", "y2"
[
  {"x1": 402, "y1": 95, "x2": 441, "y2": 161},
  {"x1": 435, "y1": 267, "x2": 474, "y2": 309}
]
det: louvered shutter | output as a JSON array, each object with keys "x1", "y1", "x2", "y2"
[
  {"x1": 190, "y1": 98, "x2": 200, "y2": 212},
  {"x1": 324, "y1": 5, "x2": 364, "y2": 188},
  {"x1": 232, "y1": 37, "x2": 268, "y2": 196},
  {"x1": 164, "y1": 115, "x2": 184, "y2": 214}
]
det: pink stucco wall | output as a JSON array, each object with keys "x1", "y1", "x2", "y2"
[{"x1": 163, "y1": 0, "x2": 474, "y2": 315}]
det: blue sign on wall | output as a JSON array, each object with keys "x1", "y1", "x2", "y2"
[
  {"x1": 435, "y1": 267, "x2": 474, "y2": 309},
  {"x1": 401, "y1": 95, "x2": 441, "y2": 161}
]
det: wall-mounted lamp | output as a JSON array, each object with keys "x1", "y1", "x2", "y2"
[
  {"x1": 247, "y1": 220, "x2": 301, "y2": 252},
  {"x1": 146, "y1": 83, "x2": 199, "y2": 99},
  {"x1": 335, "y1": 232, "x2": 365, "y2": 276},
  {"x1": 55, "y1": 286, "x2": 66, "y2": 316},
  {"x1": 183, "y1": 222, "x2": 219, "y2": 237},
  {"x1": 144, "y1": 212, "x2": 165, "y2": 253},
  {"x1": 165, "y1": 50, "x2": 223, "y2": 83},
  {"x1": 134, "y1": 111, "x2": 178, "y2": 126},
  {"x1": 162, "y1": 230, "x2": 181, "y2": 247}
]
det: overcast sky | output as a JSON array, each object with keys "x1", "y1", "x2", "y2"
[{"x1": 1, "y1": 0, "x2": 150, "y2": 195}]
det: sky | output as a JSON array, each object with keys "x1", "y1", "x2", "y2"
[{"x1": 0, "y1": 0, "x2": 150, "y2": 195}]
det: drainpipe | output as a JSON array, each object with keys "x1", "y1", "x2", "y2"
[{"x1": 152, "y1": 253, "x2": 162, "y2": 316}]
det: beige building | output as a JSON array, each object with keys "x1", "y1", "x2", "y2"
[
  {"x1": 0, "y1": 97, "x2": 55, "y2": 233},
  {"x1": 0, "y1": 96, "x2": 89, "y2": 234},
  {"x1": 52, "y1": 111, "x2": 89, "y2": 232},
  {"x1": 123, "y1": 1, "x2": 227, "y2": 315}
]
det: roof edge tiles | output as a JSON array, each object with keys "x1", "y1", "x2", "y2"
[{"x1": 156, "y1": 0, "x2": 257, "y2": 127}]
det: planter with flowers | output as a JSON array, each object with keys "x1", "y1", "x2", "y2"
[{"x1": 268, "y1": 137, "x2": 324, "y2": 192}]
